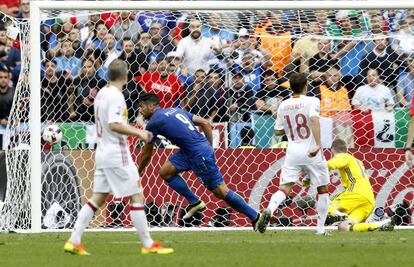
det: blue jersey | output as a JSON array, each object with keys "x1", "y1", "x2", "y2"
[{"x1": 146, "y1": 108, "x2": 212, "y2": 156}]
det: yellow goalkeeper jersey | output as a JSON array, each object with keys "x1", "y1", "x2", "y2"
[{"x1": 327, "y1": 153, "x2": 375, "y2": 204}]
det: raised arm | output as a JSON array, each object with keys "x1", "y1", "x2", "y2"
[{"x1": 192, "y1": 115, "x2": 213, "y2": 146}]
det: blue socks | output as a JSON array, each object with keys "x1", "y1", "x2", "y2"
[
  {"x1": 224, "y1": 190, "x2": 258, "y2": 221},
  {"x1": 166, "y1": 175, "x2": 199, "y2": 205}
]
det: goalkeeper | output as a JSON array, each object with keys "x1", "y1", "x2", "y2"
[{"x1": 314, "y1": 138, "x2": 394, "y2": 232}]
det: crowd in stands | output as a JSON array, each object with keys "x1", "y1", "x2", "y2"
[{"x1": 1, "y1": 4, "x2": 414, "y2": 147}]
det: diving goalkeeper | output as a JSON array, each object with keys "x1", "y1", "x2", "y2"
[{"x1": 323, "y1": 138, "x2": 394, "y2": 232}]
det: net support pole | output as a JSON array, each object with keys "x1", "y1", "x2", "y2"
[{"x1": 29, "y1": 2, "x2": 42, "y2": 233}]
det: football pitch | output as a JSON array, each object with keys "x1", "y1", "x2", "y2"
[{"x1": 0, "y1": 230, "x2": 413, "y2": 267}]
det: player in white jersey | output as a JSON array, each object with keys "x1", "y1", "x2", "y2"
[
  {"x1": 257, "y1": 73, "x2": 330, "y2": 235},
  {"x1": 64, "y1": 59, "x2": 173, "y2": 255}
]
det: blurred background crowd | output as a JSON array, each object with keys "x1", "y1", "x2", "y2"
[{"x1": 1, "y1": 0, "x2": 414, "y2": 148}]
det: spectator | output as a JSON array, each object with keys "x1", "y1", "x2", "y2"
[
  {"x1": 148, "y1": 21, "x2": 174, "y2": 62},
  {"x1": 0, "y1": 65, "x2": 13, "y2": 127},
  {"x1": 391, "y1": 16, "x2": 414, "y2": 54},
  {"x1": 134, "y1": 32, "x2": 153, "y2": 74},
  {"x1": 229, "y1": 28, "x2": 267, "y2": 67},
  {"x1": 335, "y1": 38, "x2": 373, "y2": 98},
  {"x1": 176, "y1": 19, "x2": 221, "y2": 75},
  {"x1": 134, "y1": 59, "x2": 184, "y2": 108},
  {"x1": 54, "y1": 39, "x2": 82, "y2": 77},
  {"x1": 86, "y1": 49, "x2": 108, "y2": 81},
  {"x1": 0, "y1": 0, "x2": 19, "y2": 16},
  {"x1": 291, "y1": 21, "x2": 320, "y2": 73},
  {"x1": 41, "y1": 59, "x2": 75, "y2": 122},
  {"x1": 234, "y1": 51, "x2": 263, "y2": 94},
  {"x1": 228, "y1": 72, "x2": 256, "y2": 148},
  {"x1": 397, "y1": 55, "x2": 414, "y2": 107},
  {"x1": 255, "y1": 70, "x2": 289, "y2": 117},
  {"x1": 79, "y1": 14, "x2": 101, "y2": 48},
  {"x1": 73, "y1": 58, "x2": 106, "y2": 122},
  {"x1": 258, "y1": 17, "x2": 292, "y2": 75},
  {"x1": 118, "y1": 37, "x2": 141, "y2": 79},
  {"x1": 202, "y1": 13, "x2": 234, "y2": 53},
  {"x1": 91, "y1": 21, "x2": 109, "y2": 50},
  {"x1": 136, "y1": 10, "x2": 176, "y2": 38},
  {"x1": 16, "y1": 0, "x2": 30, "y2": 19},
  {"x1": 309, "y1": 39, "x2": 339, "y2": 88},
  {"x1": 184, "y1": 68, "x2": 220, "y2": 122},
  {"x1": 68, "y1": 27, "x2": 85, "y2": 59},
  {"x1": 352, "y1": 68, "x2": 394, "y2": 112},
  {"x1": 319, "y1": 65, "x2": 352, "y2": 117},
  {"x1": 360, "y1": 37, "x2": 402, "y2": 89},
  {"x1": 103, "y1": 32, "x2": 121, "y2": 68},
  {"x1": 111, "y1": 11, "x2": 142, "y2": 43},
  {"x1": 166, "y1": 51, "x2": 192, "y2": 88}
]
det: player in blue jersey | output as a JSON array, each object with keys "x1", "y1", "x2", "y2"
[{"x1": 138, "y1": 93, "x2": 263, "y2": 230}]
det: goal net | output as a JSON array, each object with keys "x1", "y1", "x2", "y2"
[{"x1": 1, "y1": 1, "x2": 413, "y2": 232}]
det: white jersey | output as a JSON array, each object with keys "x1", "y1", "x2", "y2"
[
  {"x1": 94, "y1": 85, "x2": 132, "y2": 169},
  {"x1": 275, "y1": 95, "x2": 324, "y2": 165}
]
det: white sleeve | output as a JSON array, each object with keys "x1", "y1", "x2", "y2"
[
  {"x1": 309, "y1": 98, "x2": 320, "y2": 118},
  {"x1": 107, "y1": 94, "x2": 125, "y2": 124},
  {"x1": 274, "y1": 105, "x2": 284, "y2": 131},
  {"x1": 352, "y1": 87, "x2": 362, "y2": 106},
  {"x1": 176, "y1": 39, "x2": 185, "y2": 58},
  {"x1": 385, "y1": 87, "x2": 395, "y2": 105}
]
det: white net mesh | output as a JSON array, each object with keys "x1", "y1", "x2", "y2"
[{"x1": 1, "y1": 7, "x2": 414, "y2": 231}]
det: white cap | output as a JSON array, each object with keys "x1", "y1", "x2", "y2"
[
  {"x1": 166, "y1": 51, "x2": 182, "y2": 58},
  {"x1": 238, "y1": 28, "x2": 249, "y2": 37}
]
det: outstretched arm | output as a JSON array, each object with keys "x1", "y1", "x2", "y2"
[
  {"x1": 192, "y1": 115, "x2": 213, "y2": 146},
  {"x1": 139, "y1": 142, "x2": 154, "y2": 176},
  {"x1": 109, "y1": 123, "x2": 152, "y2": 143}
]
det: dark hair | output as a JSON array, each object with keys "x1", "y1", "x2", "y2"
[
  {"x1": 139, "y1": 92, "x2": 160, "y2": 106},
  {"x1": 121, "y1": 36, "x2": 133, "y2": 45},
  {"x1": 331, "y1": 138, "x2": 347, "y2": 152},
  {"x1": 289, "y1": 72, "x2": 307, "y2": 94},
  {"x1": 262, "y1": 69, "x2": 276, "y2": 78},
  {"x1": 0, "y1": 63, "x2": 9, "y2": 73},
  {"x1": 43, "y1": 58, "x2": 57, "y2": 66},
  {"x1": 107, "y1": 59, "x2": 128, "y2": 82}
]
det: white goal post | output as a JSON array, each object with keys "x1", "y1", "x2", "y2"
[{"x1": 8, "y1": 0, "x2": 412, "y2": 233}]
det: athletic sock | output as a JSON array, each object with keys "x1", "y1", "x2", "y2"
[
  {"x1": 130, "y1": 203, "x2": 154, "y2": 248},
  {"x1": 223, "y1": 190, "x2": 258, "y2": 221},
  {"x1": 267, "y1": 190, "x2": 287, "y2": 215},
  {"x1": 69, "y1": 200, "x2": 98, "y2": 245},
  {"x1": 166, "y1": 175, "x2": 199, "y2": 205},
  {"x1": 316, "y1": 193, "x2": 329, "y2": 234}
]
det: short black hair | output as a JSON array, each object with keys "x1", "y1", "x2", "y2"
[
  {"x1": 331, "y1": 138, "x2": 347, "y2": 153},
  {"x1": 289, "y1": 72, "x2": 307, "y2": 94},
  {"x1": 43, "y1": 58, "x2": 57, "y2": 66},
  {"x1": 262, "y1": 69, "x2": 276, "y2": 78},
  {"x1": 139, "y1": 92, "x2": 160, "y2": 106}
]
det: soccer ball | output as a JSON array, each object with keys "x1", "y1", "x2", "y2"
[{"x1": 42, "y1": 125, "x2": 62, "y2": 144}]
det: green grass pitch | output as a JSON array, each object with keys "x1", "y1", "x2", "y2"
[{"x1": 0, "y1": 230, "x2": 413, "y2": 267}]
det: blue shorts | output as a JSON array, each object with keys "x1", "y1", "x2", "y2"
[{"x1": 168, "y1": 150, "x2": 224, "y2": 190}]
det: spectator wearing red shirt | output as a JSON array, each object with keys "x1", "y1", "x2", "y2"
[
  {"x1": 134, "y1": 59, "x2": 184, "y2": 108},
  {"x1": 0, "y1": 0, "x2": 19, "y2": 16}
]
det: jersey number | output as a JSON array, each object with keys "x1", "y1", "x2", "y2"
[
  {"x1": 176, "y1": 114, "x2": 196, "y2": 131},
  {"x1": 284, "y1": 114, "x2": 310, "y2": 141}
]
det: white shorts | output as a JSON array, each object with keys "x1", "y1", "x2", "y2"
[
  {"x1": 280, "y1": 160, "x2": 329, "y2": 188},
  {"x1": 93, "y1": 164, "x2": 142, "y2": 197}
]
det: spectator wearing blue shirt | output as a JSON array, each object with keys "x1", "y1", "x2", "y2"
[
  {"x1": 55, "y1": 39, "x2": 82, "y2": 77},
  {"x1": 92, "y1": 21, "x2": 109, "y2": 50},
  {"x1": 233, "y1": 51, "x2": 263, "y2": 95},
  {"x1": 336, "y1": 39, "x2": 373, "y2": 99},
  {"x1": 136, "y1": 11, "x2": 176, "y2": 38},
  {"x1": 397, "y1": 55, "x2": 414, "y2": 107}
]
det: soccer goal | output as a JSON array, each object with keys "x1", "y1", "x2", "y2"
[{"x1": 1, "y1": 1, "x2": 414, "y2": 233}]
